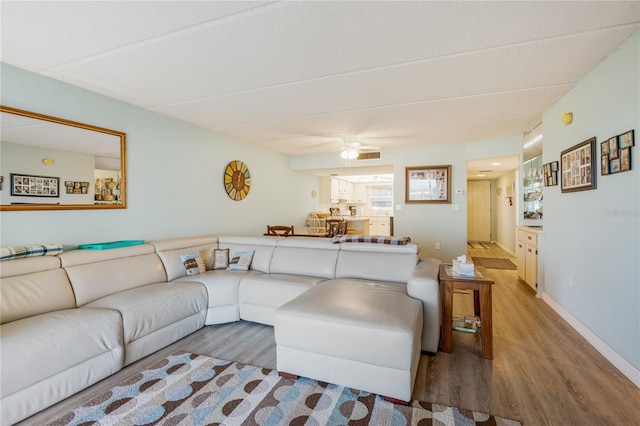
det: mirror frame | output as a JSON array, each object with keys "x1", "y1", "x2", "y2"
[{"x1": 0, "y1": 105, "x2": 127, "y2": 211}]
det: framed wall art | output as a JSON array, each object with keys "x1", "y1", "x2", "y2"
[
  {"x1": 405, "y1": 165, "x2": 451, "y2": 204},
  {"x1": 10, "y1": 173, "x2": 60, "y2": 198},
  {"x1": 543, "y1": 161, "x2": 559, "y2": 186},
  {"x1": 561, "y1": 137, "x2": 596, "y2": 193},
  {"x1": 65, "y1": 181, "x2": 90, "y2": 194},
  {"x1": 601, "y1": 129, "x2": 634, "y2": 175},
  {"x1": 560, "y1": 138, "x2": 596, "y2": 192}
]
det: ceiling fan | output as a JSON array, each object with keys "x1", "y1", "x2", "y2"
[{"x1": 339, "y1": 137, "x2": 380, "y2": 164}]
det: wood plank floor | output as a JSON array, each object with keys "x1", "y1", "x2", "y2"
[{"x1": 18, "y1": 243, "x2": 640, "y2": 425}]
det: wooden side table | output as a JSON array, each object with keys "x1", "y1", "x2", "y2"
[{"x1": 439, "y1": 264, "x2": 494, "y2": 360}]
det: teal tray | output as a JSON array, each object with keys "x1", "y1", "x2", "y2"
[{"x1": 78, "y1": 240, "x2": 145, "y2": 250}]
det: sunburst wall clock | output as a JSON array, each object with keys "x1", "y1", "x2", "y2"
[{"x1": 224, "y1": 160, "x2": 251, "y2": 201}]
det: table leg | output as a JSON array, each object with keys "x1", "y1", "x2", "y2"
[
  {"x1": 480, "y1": 284, "x2": 493, "y2": 359},
  {"x1": 441, "y1": 281, "x2": 454, "y2": 353},
  {"x1": 473, "y1": 290, "x2": 480, "y2": 316}
]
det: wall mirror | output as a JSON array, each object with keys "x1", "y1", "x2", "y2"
[{"x1": 0, "y1": 106, "x2": 126, "y2": 211}]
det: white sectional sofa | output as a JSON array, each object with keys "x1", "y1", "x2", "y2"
[{"x1": 0, "y1": 234, "x2": 440, "y2": 425}]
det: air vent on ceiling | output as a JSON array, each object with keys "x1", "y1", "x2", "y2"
[{"x1": 357, "y1": 151, "x2": 381, "y2": 160}]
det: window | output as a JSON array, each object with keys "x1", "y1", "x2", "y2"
[{"x1": 367, "y1": 185, "x2": 393, "y2": 212}]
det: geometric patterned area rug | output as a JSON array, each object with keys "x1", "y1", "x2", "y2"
[
  {"x1": 472, "y1": 257, "x2": 517, "y2": 270},
  {"x1": 48, "y1": 352, "x2": 522, "y2": 425}
]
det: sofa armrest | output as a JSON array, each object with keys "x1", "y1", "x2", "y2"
[{"x1": 407, "y1": 258, "x2": 441, "y2": 353}]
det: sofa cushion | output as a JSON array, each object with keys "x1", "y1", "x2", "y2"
[
  {"x1": 269, "y1": 238, "x2": 340, "y2": 279},
  {"x1": 64, "y1": 252, "x2": 167, "y2": 307},
  {"x1": 275, "y1": 279, "x2": 422, "y2": 370},
  {"x1": 218, "y1": 235, "x2": 277, "y2": 273},
  {"x1": 1, "y1": 308, "x2": 124, "y2": 399},
  {"x1": 156, "y1": 243, "x2": 218, "y2": 281},
  {"x1": 83, "y1": 281, "x2": 207, "y2": 345},
  {"x1": 335, "y1": 243, "x2": 419, "y2": 283},
  {"x1": 175, "y1": 269, "x2": 263, "y2": 309},
  {"x1": 1, "y1": 256, "x2": 76, "y2": 324},
  {"x1": 239, "y1": 274, "x2": 326, "y2": 325}
]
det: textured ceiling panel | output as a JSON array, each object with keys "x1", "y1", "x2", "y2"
[
  {"x1": 152, "y1": 27, "x2": 631, "y2": 131},
  {"x1": 1, "y1": 1, "x2": 638, "y2": 159},
  {"x1": 0, "y1": 1, "x2": 266, "y2": 70}
]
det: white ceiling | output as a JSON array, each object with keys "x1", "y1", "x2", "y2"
[{"x1": 1, "y1": 1, "x2": 639, "y2": 163}]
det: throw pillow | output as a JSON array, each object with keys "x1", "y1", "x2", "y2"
[
  {"x1": 213, "y1": 248, "x2": 230, "y2": 270},
  {"x1": 180, "y1": 251, "x2": 206, "y2": 276},
  {"x1": 227, "y1": 250, "x2": 255, "y2": 271}
]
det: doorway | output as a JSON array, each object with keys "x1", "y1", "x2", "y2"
[
  {"x1": 466, "y1": 155, "x2": 520, "y2": 248},
  {"x1": 467, "y1": 180, "x2": 491, "y2": 241}
]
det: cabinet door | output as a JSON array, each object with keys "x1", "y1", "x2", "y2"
[
  {"x1": 330, "y1": 178, "x2": 340, "y2": 203},
  {"x1": 516, "y1": 241, "x2": 526, "y2": 280},
  {"x1": 353, "y1": 184, "x2": 366, "y2": 203},
  {"x1": 525, "y1": 245, "x2": 537, "y2": 290},
  {"x1": 377, "y1": 218, "x2": 390, "y2": 236}
]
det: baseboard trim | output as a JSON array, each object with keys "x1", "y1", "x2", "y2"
[{"x1": 543, "y1": 292, "x2": 640, "y2": 389}]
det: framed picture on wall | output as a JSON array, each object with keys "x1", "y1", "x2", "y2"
[
  {"x1": 405, "y1": 165, "x2": 452, "y2": 204},
  {"x1": 10, "y1": 173, "x2": 60, "y2": 198},
  {"x1": 618, "y1": 130, "x2": 634, "y2": 148},
  {"x1": 560, "y1": 137, "x2": 596, "y2": 193}
]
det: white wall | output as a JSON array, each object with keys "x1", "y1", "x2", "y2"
[
  {"x1": 494, "y1": 169, "x2": 518, "y2": 254},
  {"x1": 543, "y1": 31, "x2": 639, "y2": 374},
  {"x1": 0, "y1": 63, "x2": 319, "y2": 246}
]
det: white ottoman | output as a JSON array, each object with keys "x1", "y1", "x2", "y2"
[{"x1": 274, "y1": 279, "x2": 423, "y2": 404}]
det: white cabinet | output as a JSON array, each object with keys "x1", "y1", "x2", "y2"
[
  {"x1": 369, "y1": 217, "x2": 391, "y2": 236},
  {"x1": 352, "y1": 183, "x2": 366, "y2": 203},
  {"x1": 516, "y1": 226, "x2": 543, "y2": 296},
  {"x1": 330, "y1": 178, "x2": 341, "y2": 203}
]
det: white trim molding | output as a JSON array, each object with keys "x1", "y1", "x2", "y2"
[{"x1": 543, "y1": 293, "x2": 640, "y2": 389}]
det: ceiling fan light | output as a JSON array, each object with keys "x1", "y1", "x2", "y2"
[{"x1": 340, "y1": 148, "x2": 358, "y2": 159}]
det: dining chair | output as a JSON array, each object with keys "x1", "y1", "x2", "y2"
[
  {"x1": 326, "y1": 219, "x2": 348, "y2": 238},
  {"x1": 266, "y1": 225, "x2": 294, "y2": 237},
  {"x1": 306, "y1": 213, "x2": 327, "y2": 236}
]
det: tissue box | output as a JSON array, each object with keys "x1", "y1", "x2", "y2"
[{"x1": 453, "y1": 259, "x2": 475, "y2": 276}]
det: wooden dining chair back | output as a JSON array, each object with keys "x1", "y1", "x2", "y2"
[
  {"x1": 266, "y1": 225, "x2": 294, "y2": 237},
  {"x1": 306, "y1": 213, "x2": 327, "y2": 236},
  {"x1": 326, "y1": 219, "x2": 348, "y2": 238}
]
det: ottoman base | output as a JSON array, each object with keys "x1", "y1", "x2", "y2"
[{"x1": 274, "y1": 279, "x2": 423, "y2": 403}]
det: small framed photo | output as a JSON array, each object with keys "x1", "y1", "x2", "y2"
[
  {"x1": 600, "y1": 140, "x2": 610, "y2": 157},
  {"x1": 561, "y1": 137, "x2": 596, "y2": 193},
  {"x1": 608, "y1": 137, "x2": 618, "y2": 159},
  {"x1": 619, "y1": 147, "x2": 631, "y2": 171},
  {"x1": 618, "y1": 130, "x2": 634, "y2": 148},
  {"x1": 543, "y1": 161, "x2": 559, "y2": 186},
  {"x1": 610, "y1": 158, "x2": 621, "y2": 173},
  {"x1": 405, "y1": 165, "x2": 452, "y2": 204},
  {"x1": 601, "y1": 155, "x2": 610, "y2": 175}
]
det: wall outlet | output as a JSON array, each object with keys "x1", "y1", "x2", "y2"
[
  {"x1": 435, "y1": 242, "x2": 441, "y2": 249},
  {"x1": 396, "y1": 204, "x2": 402, "y2": 210},
  {"x1": 452, "y1": 204, "x2": 459, "y2": 210},
  {"x1": 569, "y1": 275, "x2": 573, "y2": 287}
]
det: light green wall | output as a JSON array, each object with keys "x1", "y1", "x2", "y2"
[
  {"x1": 0, "y1": 63, "x2": 319, "y2": 246},
  {"x1": 543, "y1": 31, "x2": 639, "y2": 370}
]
